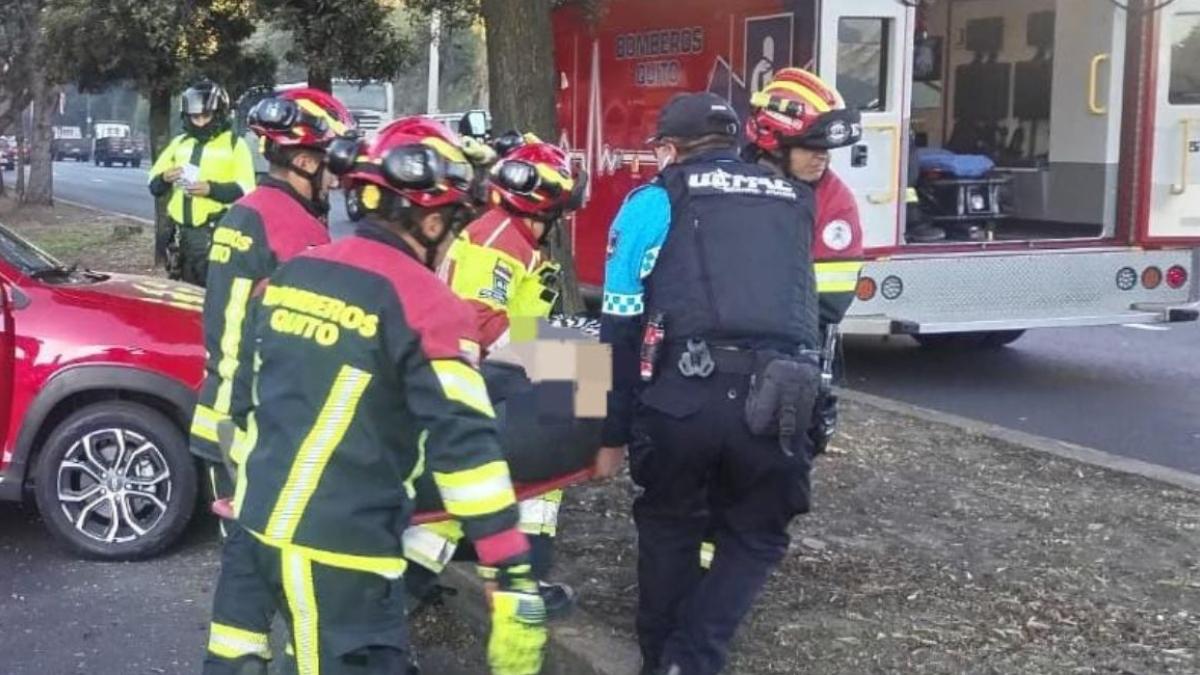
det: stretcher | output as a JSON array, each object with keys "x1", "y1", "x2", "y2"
[{"x1": 212, "y1": 316, "x2": 607, "y2": 524}]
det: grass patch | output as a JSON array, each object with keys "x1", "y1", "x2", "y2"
[{"x1": 0, "y1": 197, "x2": 160, "y2": 276}]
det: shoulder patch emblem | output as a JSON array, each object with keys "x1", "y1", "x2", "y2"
[{"x1": 479, "y1": 260, "x2": 514, "y2": 305}]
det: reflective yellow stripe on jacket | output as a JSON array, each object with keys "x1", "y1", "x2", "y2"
[
  {"x1": 815, "y1": 260, "x2": 864, "y2": 294},
  {"x1": 265, "y1": 365, "x2": 372, "y2": 542}
]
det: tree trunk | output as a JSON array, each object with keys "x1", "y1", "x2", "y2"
[
  {"x1": 14, "y1": 130, "x2": 25, "y2": 197},
  {"x1": 23, "y1": 82, "x2": 56, "y2": 206},
  {"x1": 148, "y1": 86, "x2": 173, "y2": 267},
  {"x1": 481, "y1": 0, "x2": 584, "y2": 314},
  {"x1": 308, "y1": 64, "x2": 332, "y2": 93}
]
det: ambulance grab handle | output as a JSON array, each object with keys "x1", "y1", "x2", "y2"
[
  {"x1": 1088, "y1": 54, "x2": 1110, "y2": 116},
  {"x1": 1172, "y1": 119, "x2": 1196, "y2": 196}
]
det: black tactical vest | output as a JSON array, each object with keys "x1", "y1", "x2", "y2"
[{"x1": 645, "y1": 149, "x2": 819, "y2": 351}]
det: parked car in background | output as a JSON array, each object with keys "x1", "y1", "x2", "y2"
[
  {"x1": 0, "y1": 137, "x2": 14, "y2": 171},
  {"x1": 92, "y1": 121, "x2": 141, "y2": 168},
  {"x1": 52, "y1": 126, "x2": 92, "y2": 162}
]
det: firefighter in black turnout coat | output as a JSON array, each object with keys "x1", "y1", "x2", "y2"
[{"x1": 202, "y1": 118, "x2": 547, "y2": 675}]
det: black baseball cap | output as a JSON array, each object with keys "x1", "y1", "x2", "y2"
[{"x1": 647, "y1": 92, "x2": 741, "y2": 144}]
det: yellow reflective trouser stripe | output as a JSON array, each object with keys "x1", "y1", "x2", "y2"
[
  {"x1": 215, "y1": 277, "x2": 254, "y2": 413},
  {"x1": 249, "y1": 529, "x2": 408, "y2": 579},
  {"x1": 403, "y1": 520, "x2": 464, "y2": 573},
  {"x1": 208, "y1": 622, "x2": 272, "y2": 661},
  {"x1": 431, "y1": 360, "x2": 495, "y2": 418},
  {"x1": 700, "y1": 541, "x2": 715, "y2": 570},
  {"x1": 232, "y1": 414, "x2": 259, "y2": 518},
  {"x1": 266, "y1": 365, "x2": 372, "y2": 541},
  {"x1": 191, "y1": 403, "x2": 225, "y2": 443},
  {"x1": 815, "y1": 261, "x2": 864, "y2": 294},
  {"x1": 433, "y1": 460, "x2": 517, "y2": 518},
  {"x1": 282, "y1": 549, "x2": 320, "y2": 675},
  {"x1": 518, "y1": 490, "x2": 563, "y2": 536}
]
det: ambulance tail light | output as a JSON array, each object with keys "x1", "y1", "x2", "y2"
[
  {"x1": 1141, "y1": 266, "x2": 1162, "y2": 289},
  {"x1": 1167, "y1": 265, "x2": 1188, "y2": 290},
  {"x1": 856, "y1": 276, "x2": 877, "y2": 301}
]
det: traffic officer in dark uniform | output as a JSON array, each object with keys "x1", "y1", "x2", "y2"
[
  {"x1": 190, "y1": 87, "x2": 356, "y2": 537},
  {"x1": 148, "y1": 80, "x2": 257, "y2": 286},
  {"x1": 202, "y1": 118, "x2": 546, "y2": 675},
  {"x1": 599, "y1": 92, "x2": 822, "y2": 675}
]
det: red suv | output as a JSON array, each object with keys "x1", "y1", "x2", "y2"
[{"x1": 0, "y1": 223, "x2": 205, "y2": 560}]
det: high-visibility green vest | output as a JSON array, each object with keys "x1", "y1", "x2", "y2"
[{"x1": 148, "y1": 129, "x2": 257, "y2": 227}]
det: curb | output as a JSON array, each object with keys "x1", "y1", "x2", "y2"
[
  {"x1": 56, "y1": 197, "x2": 154, "y2": 225},
  {"x1": 839, "y1": 388, "x2": 1200, "y2": 493},
  {"x1": 440, "y1": 562, "x2": 643, "y2": 675}
]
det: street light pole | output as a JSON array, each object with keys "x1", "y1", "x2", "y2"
[{"x1": 427, "y1": 9, "x2": 442, "y2": 115}]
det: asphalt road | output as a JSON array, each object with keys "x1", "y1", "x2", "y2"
[
  {"x1": 0, "y1": 503, "x2": 484, "y2": 674},
  {"x1": 18, "y1": 162, "x2": 353, "y2": 233},
  {"x1": 843, "y1": 322, "x2": 1200, "y2": 474},
  {"x1": 13, "y1": 162, "x2": 1200, "y2": 474}
]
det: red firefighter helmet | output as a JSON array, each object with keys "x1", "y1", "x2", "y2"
[
  {"x1": 746, "y1": 68, "x2": 862, "y2": 154},
  {"x1": 247, "y1": 87, "x2": 355, "y2": 150},
  {"x1": 488, "y1": 141, "x2": 587, "y2": 219},
  {"x1": 328, "y1": 116, "x2": 475, "y2": 210}
]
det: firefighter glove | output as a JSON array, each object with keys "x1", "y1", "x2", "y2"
[
  {"x1": 462, "y1": 136, "x2": 498, "y2": 167},
  {"x1": 510, "y1": 260, "x2": 561, "y2": 317}
]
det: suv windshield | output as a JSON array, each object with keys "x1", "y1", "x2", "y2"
[{"x1": 0, "y1": 223, "x2": 63, "y2": 275}]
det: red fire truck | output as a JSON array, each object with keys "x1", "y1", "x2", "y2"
[{"x1": 551, "y1": 0, "x2": 1200, "y2": 347}]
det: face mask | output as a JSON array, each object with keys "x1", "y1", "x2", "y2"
[{"x1": 654, "y1": 146, "x2": 675, "y2": 170}]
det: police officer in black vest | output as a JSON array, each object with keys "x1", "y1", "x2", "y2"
[{"x1": 598, "y1": 92, "x2": 822, "y2": 674}]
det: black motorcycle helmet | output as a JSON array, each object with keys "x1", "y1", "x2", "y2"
[{"x1": 181, "y1": 80, "x2": 231, "y2": 139}]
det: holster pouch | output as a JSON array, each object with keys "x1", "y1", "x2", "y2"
[{"x1": 744, "y1": 351, "x2": 821, "y2": 456}]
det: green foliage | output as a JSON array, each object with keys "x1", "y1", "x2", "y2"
[
  {"x1": 388, "y1": 5, "x2": 487, "y2": 114},
  {"x1": 257, "y1": 0, "x2": 417, "y2": 88},
  {"x1": 0, "y1": 0, "x2": 41, "y2": 133},
  {"x1": 44, "y1": 0, "x2": 271, "y2": 98}
]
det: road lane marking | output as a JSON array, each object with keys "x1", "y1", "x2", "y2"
[
  {"x1": 1121, "y1": 324, "x2": 1171, "y2": 332},
  {"x1": 91, "y1": 178, "x2": 104, "y2": 183}
]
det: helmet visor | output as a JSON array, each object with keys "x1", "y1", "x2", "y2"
[
  {"x1": 795, "y1": 109, "x2": 863, "y2": 150},
  {"x1": 182, "y1": 89, "x2": 214, "y2": 116}
]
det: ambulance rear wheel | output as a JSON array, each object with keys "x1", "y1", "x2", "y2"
[{"x1": 913, "y1": 330, "x2": 1025, "y2": 350}]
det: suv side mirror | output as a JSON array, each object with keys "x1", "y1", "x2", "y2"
[{"x1": 459, "y1": 110, "x2": 490, "y2": 139}]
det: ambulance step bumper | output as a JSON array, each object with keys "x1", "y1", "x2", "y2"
[{"x1": 843, "y1": 247, "x2": 1199, "y2": 335}]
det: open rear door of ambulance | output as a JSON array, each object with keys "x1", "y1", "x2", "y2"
[
  {"x1": 1146, "y1": 1, "x2": 1200, "y2": 246},
  {"x1": 817, "y1": 0, "x2": 915, "y2": 251}
]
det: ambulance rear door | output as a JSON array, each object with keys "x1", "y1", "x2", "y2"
[
  {"x1": 818, "y1": 0, "x2": 914, "y2": 250},
  {"x1": 1146, "y1": 0, "x2": 1200, "y2": 242}
]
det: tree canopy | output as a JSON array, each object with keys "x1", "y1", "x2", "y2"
[
  {"x1": 0, "y1": 0, "x2": 41, "y2": 135},
  {"x1": 257, "y1": 0, "x2": 417, "y2": 92},
  {"x1": 44, "y1": 0, "x2": 272, "y2": 101}
]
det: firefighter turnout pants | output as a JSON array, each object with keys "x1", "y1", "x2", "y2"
[
  {"x1": 630, "y1": 371, "x2": 814, "y2": 675},
  {"x1": 203, "y1": 527, "x2": 416, "y2": 675}
]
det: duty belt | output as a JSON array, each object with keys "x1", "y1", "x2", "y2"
[
  {"x1": 665, "y1": 340, "x2": 817, "y2": 378},
  {"x1": 663, "y1": 341, "x2": 757, "y2": 377}
]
